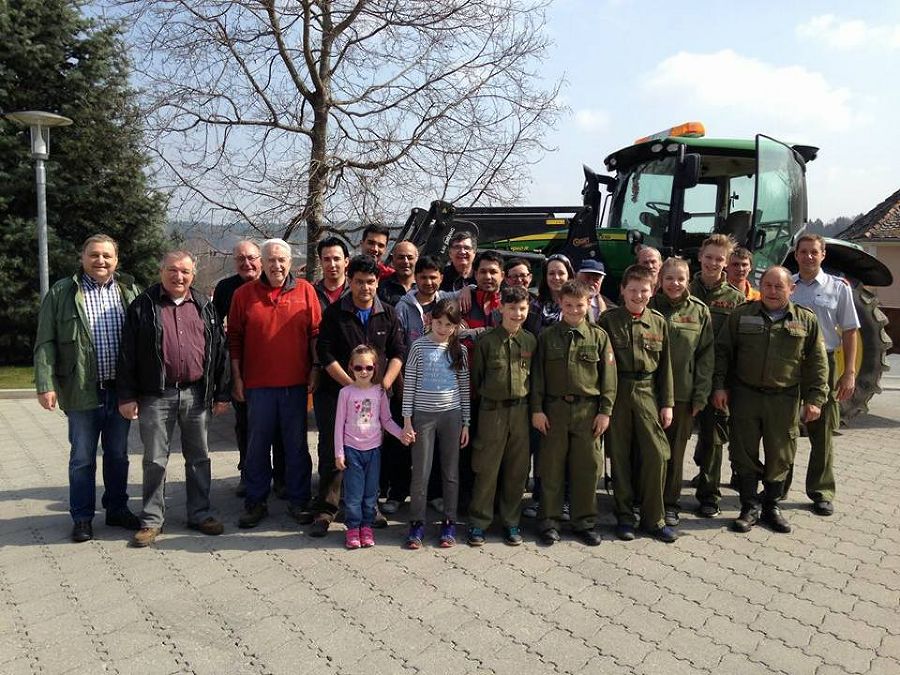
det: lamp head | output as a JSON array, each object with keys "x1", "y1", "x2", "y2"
[{"x1": 4, "y1": 111, "x2": 73, "y2": 160}]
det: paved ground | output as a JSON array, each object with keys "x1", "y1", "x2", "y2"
[{"x1": 1, "y1": 391, "x2": 899, "y2": 675}]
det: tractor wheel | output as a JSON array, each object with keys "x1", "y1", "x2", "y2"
[{"x1": 838, "y1": 283, "x2": 892, "y2": 420}]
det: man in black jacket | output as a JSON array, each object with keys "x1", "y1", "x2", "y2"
[
  {"x1": 311, "y1": 255, "x2": 406, "y2": 536},
  {"x1": 118, "y1": 250, "x2": 231, "y2": 547}
]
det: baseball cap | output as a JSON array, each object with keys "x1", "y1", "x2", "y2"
[{"x1": 577, "y1": 259, "x2": 606, "y2": 275}]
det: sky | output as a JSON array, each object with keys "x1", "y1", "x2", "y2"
[{"x1": 528, "y1": 1, "x2": 900, "y2": 221}]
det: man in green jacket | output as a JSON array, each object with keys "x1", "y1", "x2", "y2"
[{"x1": 34, "y1": 234, "x2": 142, "y2": 543}]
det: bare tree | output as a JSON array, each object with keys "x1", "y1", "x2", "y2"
[{"x1": 106, "y1": 0, "x2": 561, "y2": 277}]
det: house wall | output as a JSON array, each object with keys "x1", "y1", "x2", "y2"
[{"x1": 860, "y1": 242, "x2": 900, "y2": 354}]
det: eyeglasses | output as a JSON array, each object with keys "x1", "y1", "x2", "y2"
[
  {"x1": 394, "y1": 254, "x2": 416, "y2": 260},
  {"x1": 450, "y1": 244, "x2": 473, "y2": 252},
  {"x1": 235, "y1": 255, "x2": 260, "y2": 263},
  {"x1": 352, "y1": 365, "x2": 375, "y2": 372}
]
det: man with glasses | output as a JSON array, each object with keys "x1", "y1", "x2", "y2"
[
  {"x1": 500, "y1": 257, "x2": 542, "y2": 336},
  {"x1": 213, "y1": 240, "x2": 275, "y2": 497},
  {"x1": 441, "y1": 232, "x2": 477, "y2": 291}
]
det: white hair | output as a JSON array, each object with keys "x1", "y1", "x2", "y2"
[{"x1": 261, "y1": 238, "x2": 291, "y2": 258}]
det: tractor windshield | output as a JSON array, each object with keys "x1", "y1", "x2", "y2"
[{"x1": 611, "y1": 156, "x2": 677, "y2": 242}]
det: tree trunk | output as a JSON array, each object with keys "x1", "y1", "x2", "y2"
[{"x1": 301, "y1": 101, "x2": 329, "y2": 281}]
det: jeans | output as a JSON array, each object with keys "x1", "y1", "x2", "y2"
[
  {"x1": 66, "y1": 387, "x2": 132, "y2": 522},
  {"x1": 343, "y1": 446, "x2": 381, "y2": 528},
  {"x1": 138, "y1": 384, "x2": 213, "y2": 527},
  {"x1": 245, "y1": 386, "x2": 312, "y2": 507}
]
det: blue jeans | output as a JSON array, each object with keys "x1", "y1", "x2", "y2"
[
  {"x1": 343, "y1": 446, "x2": 381, "y2": 529},
  {"x1": 245, "y1": 386, "x2": 312, "y2": 507},
  {"x1": 66, "y1": 387, "x2": 131, "y2": 522}
]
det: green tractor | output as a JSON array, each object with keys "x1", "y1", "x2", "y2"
[{"x1": 398, "y1": 122, "x2": 892, "y2": 418}]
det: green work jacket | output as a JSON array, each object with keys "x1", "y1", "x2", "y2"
[
  {"x1": 598, "y1": 306, "x2": 675, "y2": 409},
  {"x1": 648, "y1": 291, "x2": 714, "y2": 408},
  {"x1": 690, "y1": 273, "x2": 745, "y2": 336},
  {"x1": 34, "y1": 272, "x2": 141, "y2": 411},
  {"x1": 471, "y1": 325, "x2": 537, "y2": 402},
  {"x1": 713, "y1": 300, "x2": 828, "y2": 406},
  {"x1": 530, "y1": 319, "x2": 617, "y2": 416}
]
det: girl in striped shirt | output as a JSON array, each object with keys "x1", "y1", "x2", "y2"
[{"x1": 402, "y1": 299, "x2": 471, "y2": 549}]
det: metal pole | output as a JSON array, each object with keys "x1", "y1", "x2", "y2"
[{"x1": 35, "y1": 157, "x2": 49, "y2": 299}]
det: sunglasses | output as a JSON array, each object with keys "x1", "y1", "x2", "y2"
[{"x1": 352, "y1": 365, "x2": 375, "y2": 372}]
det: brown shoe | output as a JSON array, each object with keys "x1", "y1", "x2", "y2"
[
  {"x1": 188, "y1": 517, "x2": 224, "y2": 536},
  {"x1": 131, "y1": 527, "x2": 161, "y2": 547}
]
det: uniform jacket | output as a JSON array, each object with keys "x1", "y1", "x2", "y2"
[
  {"x1": 471, "y1": 325, "x2": 537, "y2": 403},
  {"x1": 117, "y1": 283, "x2": 230, "y2": 407},
  {"x1": 530, "y1": 319, "x2": 617, "y2": 416},
  {"x1": 713, "y1": 300, "x2": 828, "y2": 406},
  {"x1": 598, "y1": 306, "x2": 675, "y2": 409},
  {"x1": 34, "y1": 272, "x2": 141, "y2": 411},
  {"x1": 648, "y1": 291, "x2": 714, "y2": 408},
  {"x1": 690, "y1": 273, "x2": 745, "y2": 336}
]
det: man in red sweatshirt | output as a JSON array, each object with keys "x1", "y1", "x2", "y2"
[{"x1": 228, "y1": 238, "x2": 322, "y2": 528}]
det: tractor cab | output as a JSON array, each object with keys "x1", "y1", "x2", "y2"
[{"x1": 601, "y1": 122, "x2": 817, "y2": 282}]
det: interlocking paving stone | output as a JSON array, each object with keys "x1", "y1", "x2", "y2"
[{"x1": 2, "y1": 391, "x2": 899, "y2": 674}]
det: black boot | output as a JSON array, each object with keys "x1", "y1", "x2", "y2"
[
  {"x1": 732, "y1": 475, "x2": 761, "y2": 533},
  {"x1": 762, "y1": 481, "x2": 791, "y2": 533}
]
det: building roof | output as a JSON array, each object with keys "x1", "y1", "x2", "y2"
[{"x1": 842, "y1": 188, "x2": 900, "y2": 241}]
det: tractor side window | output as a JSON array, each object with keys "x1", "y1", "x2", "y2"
[
  {"x1": 753, "y1": 135, "x2": 807, "y2": 270},
  {"x1": 682, "y1": 182, "x2": 718, "y2": 234},
  {"x1": 616, "y1": 156, "x2": 676, "y2": 244}
]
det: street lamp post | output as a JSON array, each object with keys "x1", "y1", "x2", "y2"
[{"x1": 4, "y1": 111, "x2": 74, "y2": 299}]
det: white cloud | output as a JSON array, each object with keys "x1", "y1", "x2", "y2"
[
  {"x1": 797, "y1": 14, "x2": 900, "y2": 50},
  {"x1": 573, "y1": 108, "x2": 611, "y2": 133},
  {"x1": 643, "y1": 50, "x2": 857, "y2": 134}
]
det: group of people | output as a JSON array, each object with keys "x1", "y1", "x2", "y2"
[{"x1": 35, "y1": 224, "x2": 857, "y2": 548}]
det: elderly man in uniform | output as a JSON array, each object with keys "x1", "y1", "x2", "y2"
[
  {"x1": 118, "y1": 250, "x2": 231, "y2": 547},
  {"x1": 712, "y1": 266, "x2": 828, "y2": 534},
  {"x1": 787, "y1": 234, "x2": 860, "y2": 515},
  {"x1": 636, "y1": 245, "x2": 663, "y2": 288},
  {"x1": 35, "y1": 234, "x2": 142, "y2": 542}
]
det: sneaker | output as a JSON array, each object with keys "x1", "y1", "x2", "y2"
[
  {"x1": 71, "y1": 520, "x2": 93, "y2": 543},
  {"x1": 503, "y1": 526, "x2": 523, "y2": 546},
  {"x1": 345, "y1": 527, "x2": 361, "y2": 549},
  {"x1": 360, "y1": 526, "x2": 375, "y2": 548},
  {"x1": 664, "y1": 509, "x2": 680, "y2": 527},
  {"x1": 732, "y1": 507, "x2": 759, "y2": 533},
  {"x1": 467, "y1": 526, "x2": 486, "y2": 547},
  {"x1": 644, "y1": 525, "x2": 678, "y2": 543},
  {"x1": 381, "y1": 499, "x2": 401, "y2": 515},
  {"x1": 615, "y1": 524, "x2": 636, "y2": 541},
  {"x1": 697, "y1": 503, "x2": 721, "y2": 518},
  {"x1": 439, "y1": 521, "x2": 456, "y2": 548},
  {"x1": 812, "y1": 500, "x2": 834, "y2": 516},
  {"x1": 287, "y1": 503, "x2": 315, "y2": 525},
  {"x1": 187, "y1": 517, "x2": 224, "y2": 536},
  {"x1": 238, "y1": 502, "x2": 268, "y2": 529},
  {"x1": 309, "y1": 517, "x2": 330, "y2": 538},
  {"x1": 761, "y1": 505, "x2": 791, "y2": 533},
  {"x1": 560, "y1": 503, "x2": 571, "y2": 522},
  {"x1": 405, "y1": 522, "x2": 425, "y2": 550},
  {"x1": 105, "y1": 509, "x2": 141, "y2": 530},
  {"x1": 131, "y1": 526, "x2": 161, "y2": 548},
  {"x1": 522, "y1": 502, "x2": 539, "y2": 519}
]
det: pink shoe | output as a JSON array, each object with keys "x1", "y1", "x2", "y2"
[
  {"x1": 360, "y1": 526, "x2": 375, "y2": 548},
  {"x1": 345, "y1": 527, "x2": 361, "y2": 549}
]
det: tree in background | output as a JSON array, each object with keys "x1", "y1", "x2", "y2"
[
  {"x1": 110, "y1": 0, "x2": 561, "y2": 277},
  {"x1": 0, "y1": 0, "x2": 168, "y2": 364}
]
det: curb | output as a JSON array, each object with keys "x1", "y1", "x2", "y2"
[{"x1": 0, "y1": 389, "x2": 34, "y2": 400}]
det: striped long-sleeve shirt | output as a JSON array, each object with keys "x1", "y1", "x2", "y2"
[{"x1": 402, "y1": 336, "x2": 471, "y2": 426}]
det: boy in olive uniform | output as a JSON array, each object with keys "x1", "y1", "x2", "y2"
[
  {"x1": 599, "y1": 265, "x2": 676, "y2": 543},
  {"x1": 467, "y1": 286, "x2": 536, "y2": 546},
  {"x1": 713, "y1": 266, "x2": 827, "y2": 534},
  {"x1": 690, "y1": 234, "x2": 745, "y2": 517},
  {"x1": 648, "y1": 258, "x2": 714, "y2": 527},
  {"x1": 531, "y1": 281, "x2": 617, "y2": 546}
]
